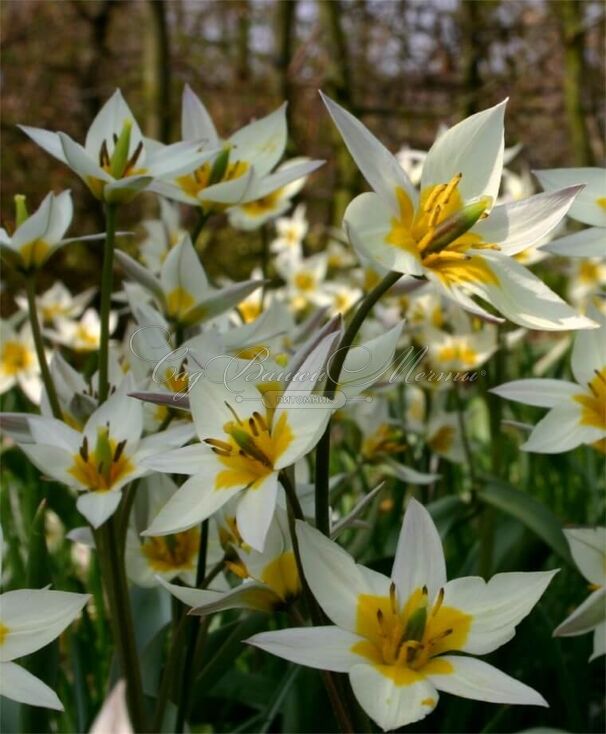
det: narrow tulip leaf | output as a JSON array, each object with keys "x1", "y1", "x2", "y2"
[{"x1": 478, "y1": 480, "x2": 572, "y2": 563}]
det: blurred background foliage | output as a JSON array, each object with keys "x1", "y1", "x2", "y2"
[{"x1": 1, "y1": 0, "x2": 604, "y2": 309}]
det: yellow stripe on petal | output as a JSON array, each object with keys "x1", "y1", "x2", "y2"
[
  {"x1": 260, "y1": 551, "x2": 301, "y2": 602},
  {"x1": 386, "y1": 187, "x2": 417, "y2": 254},
  {"x1": 0, "y1": 622, "x2": 9, "y2": 646},
  {"x1": 596, "y1": 197, "x2": 606, "y2": 211},
  {"x1": 19, "y1": 239, "x2": 51, "y2": 269},
  {"x1": 426, "y1": 254, "x2": 499, "y2": 288},
  {"x1": 166, "y1": 287, "x2": 196, "y2": 320}
]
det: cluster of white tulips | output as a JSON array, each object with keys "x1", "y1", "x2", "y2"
[{"x1": 0, "y1": 86, "x2": 604, "y2": 733}]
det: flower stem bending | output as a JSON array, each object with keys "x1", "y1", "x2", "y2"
[
  {"x1": 24, "y1": 275, "x2": 62, "y2": 419},
  {"x1": 98, "y1": 203, "x2": 118, "y2": 403},
  {"x1": 315, "y1": 269, "x2": 402, "y2": 534}
]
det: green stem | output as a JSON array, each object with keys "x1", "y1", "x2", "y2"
[
  {"x1": 175, "y1": 519, "x2": 209, "y2": 732},
  {"x1": 281, "y1": 472, "x2": 355, "y2": 734},
  {"x1": 315, "y1": 270, "x2": 402, "y2": 534},
  {"x1": 97, "y1": 517, "x2": 148, "y2": 731},
  {"x1": 453, "y1": 384, "x2": 476, "y2": 488},
  {"x1": 24, "y1": 275, "x2": 62, "y2": 419},
  {"x1": 98, "y1": 203, "x2": 118, "y2": 403}
]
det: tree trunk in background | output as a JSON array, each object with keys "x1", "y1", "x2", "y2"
[
  {"x1": 554, "y1": 0, "x2": 594, "y2": 165},
  {"x1": 459, "y1": 0, "x2": 483, "y2": 117},
  {"x1": 143, "y1": 0, "x2": 172, "y2": 143},
  {"x1": 275, "y1": 0, "x2": 297, "y2": 149},
  {"x1": 235, "y1": 0, "x2": 251, "y2": 84},
  {"x1": 318, "y1": 0, "x2": 360, "y2": 227}
]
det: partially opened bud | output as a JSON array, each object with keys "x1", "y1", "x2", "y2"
[{"x1": 14, "y1": 194, "x2": 29, "y2": 228}]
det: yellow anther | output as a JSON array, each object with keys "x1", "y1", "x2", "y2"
[
  {"x1": 437, "y1": 173, "x2": 462, "y2": 207},
  {"x1": 389, "y1": 582, "x2": 398, "y2": 615},
  {"x1": 428, "y1": 204, "x2": 443, "y2": 227},
  {"x1": 423, "y1": 184, "x2": 447, "y2": 213},
  {"x1": 417, "y1": 226, "x2": 436, "y2": 253},
  {"x1": 431, "y1": 587, "x2": 444, "y2": 617}
]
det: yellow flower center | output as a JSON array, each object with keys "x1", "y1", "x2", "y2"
[
  {"x1": 428, "y1": 425, "x2": 455, "y2": 454},
  {"x1": 238, "y1": 300, "x2": 263, "y2": 324},
  {"x1": 362, "y1": 423, "x2": 406, "y2": 458},
  {"x1": 0, "y1": 621, "x2": 9, "y2": 646},
  {"x1": 294, "y1": 271, "x2": 315, "y2": 291},
  {"x1": 578, "y1": 261, "x2": 601, "y2": 284},
  {"x1": 165, "y1": 287, "x2": 196, "y2": 320},
  {"x1": 68, "y1": 429, "x2": 135, "y2": 492},
  {"x1": 19, "y1": 239, "x2": 51, "y2": 269},
  {"x1": 596, "y1": 197, "x2": 606, "y2": 211},
  {"x1": 141, "y1": 528, "x2": 200, "y2": 572},
  {"x1": 75, "y1": 325, "x2": 99, "y2": 351},
  {"x1": 437, "y1": 343, "x2": 478, "y2": 367},
  {"x1": 1, "y1": 341, "x2": 33, "y2": 375},
  {"x1": 351, "y1": 582, "x2": 470, "y2": 685},
  {"x1": 241, "y1": 188, "x2": 284, "y2": 216},
  {"x1": 176, "y1": 159, "x2": 250, "y2": 199},
  {"x1": 259, "y1": 550, "x2": 301, "y2": 603},
  {"x1": 575, "y1": 368, "x2": 606, "y2": 430},
  {"x1": 387, "y1": 178, "x2": 499, "y2": 288},
  {"x1": 205, "y1": 402, "x2": 293, "y2": 490}
]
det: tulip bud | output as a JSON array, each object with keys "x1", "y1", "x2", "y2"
[
  {"x1": 208, "y1": 147, "x2": 231, "y2": 186},
  {"x1": 14, "y1": 195, "x2": 28, "y2": 228},
  {"x1": 95, "y1": 425, "x2": 114, "y2": 483},
  {"x1": 109, "y1": 120, "x2": 133, "y2": 179}
]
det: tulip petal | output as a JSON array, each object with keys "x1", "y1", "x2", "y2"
[
  {"x1": 84, "y1": 89, "x2": 143, "y2": 161},
  {"x1": 236, "y1": 472, "x2": 279, "y2": 552},
  {"x1": 564, "y1": 527, "x2": 606, "y2": 586},
  {"x1": 229, "y1": 103, "x2": 287, "y2": 177},
  {"x1": 522, "y1": 402, "x2": 604, "y2": 453},
  {"x1": 115, "y1": 250, "x2": 164, "y2": 302},
  {"x1": 441, "y1": 570, "x2": 557, "y2": 655},
  {"x1": 344, "y1": 192, "x2": 424, "y2": 276},
  {"x1": 339, "y1": 323, "x2": 403, "y2": 399},
  {"x1": 444, "y1": 250, "x2": 598, "y2": 331},
  {"x1": 349, "y1": 663, "x2": 439, "y2": 731},
  {"x1": 320, "y1": 92, "x2": 417, "y2": 214},
  {"x1": 59, "y1": 133, "x2": 112, "y2": 185},
  {"x1": 0, "y1": 662, "x2": 63, "y2": 710},
  {"x1": 571, "y1": 307, "x2": 606, "y2": 386},
  {"x1": 77, "y1": 491, "x2": 123, "y2": 529},
  {"x1": 543, "y1": 227, "x2": 606, "y2": 258},
  {"x1": 295, "y1": 521, "x2": 382, "y2": 631},
  {"x1": 19, "y1": 125, "x2": 68, "y2": 164},
  {"x1": 247, "y1": 626, "x2": 363, "y2": 672},
  {"x1": 474, "y1": 186, "x2": 583, "y2": 255},
  {"x1": 392, "y1": 497, "x2": 446, "y2": 603},
  {"x1": 554, "y1": 587, "x2": 606, "y2": 637},
  {"x1": 490, "y1": 378, "x2": 580, "y2": 408},
  {"x1": 421, "y1": 100, "x2": 506, "y2": 204},
  {"x1": 143, "y1": 472, "x2": 242, "y2": 536},
  {"x1": 534, "y1": 167, "x2": 606, "y2": 227},
  {"x1": 181, "y1": 84, "x2": 220, "y2": 146},
  {"x1": 0, "y1": 589, "x2": 88, "y2": 662},
  {"x1": 428, "y1": 655, "x2": 547, "y2": 706}
]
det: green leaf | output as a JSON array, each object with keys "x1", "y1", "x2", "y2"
[{"x1": 477, "y1": 480, "x2": 572, "y2": 563}]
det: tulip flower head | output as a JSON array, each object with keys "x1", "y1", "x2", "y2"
[
  {"x1": 322, "y1": 93, "x2": 596, "y2": 331},
  {"x1": 248, "y1": 499, "x2": 556, "y2": 731},
  {"x1": 20, "y1": 90, "x2": 217, "y2": 204}
]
